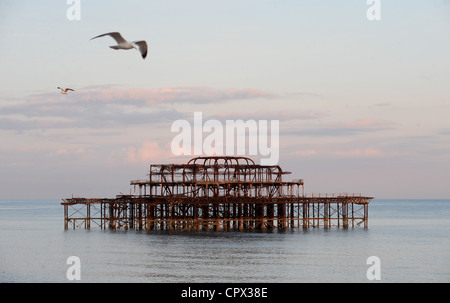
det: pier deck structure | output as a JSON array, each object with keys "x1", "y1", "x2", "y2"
[{"x1": 62, "y1": 156, "x2": 373, "y2": 231}]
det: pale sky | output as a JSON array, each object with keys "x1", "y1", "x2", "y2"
[{"x1": 1, "y1": 0, "x2": 449, "y2": 199}]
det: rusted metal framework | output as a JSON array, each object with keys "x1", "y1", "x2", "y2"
[{"x1": 62, "y1": 156, "x2": 373, "y2": 231}]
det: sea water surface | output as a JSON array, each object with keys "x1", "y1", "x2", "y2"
[{"x1": 0, "y1": 199, "x2": 449, "y2": 283}]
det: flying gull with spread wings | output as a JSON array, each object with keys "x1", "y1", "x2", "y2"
[
  {"x1": 57, "y1": 87, "x2": 74, "y2": 94},
  {"x1": 90, "y1": 32, "x2": 148, "y2": 59}
]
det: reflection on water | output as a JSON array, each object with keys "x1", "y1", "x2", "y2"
[{"x1": 1, "y1": 199, "x2": 449, "y2": 282}]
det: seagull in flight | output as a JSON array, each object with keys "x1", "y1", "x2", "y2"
[
  {"x1": 90, "y1": 32, "x2": 148, "y2": 59},
  {"x1": 57, "y1": 87, "x2": 74, "y2": 94}
]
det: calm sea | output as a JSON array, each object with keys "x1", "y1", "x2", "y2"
[{"x1": 0, "y1": 199, "x2": 449, "y2": 283}]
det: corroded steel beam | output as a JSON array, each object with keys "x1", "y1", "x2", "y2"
[{"x1": 62, "y1": 156, "x2": 373, "y2": 231}]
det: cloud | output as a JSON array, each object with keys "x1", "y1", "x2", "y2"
[
  {"x1": 332, "y1": 148, "x2": 384, "y2": 158},
  {"x1": 288, "y1": 149, "x2": 319, "y2": 157},
  {"x1": 24, "y1": 86, "x2": 277, "y2": 105},
  {"x1": 124, "y1": 141, "x2": 168, "y2": 163},
  {"x1": 134, "y1": 86, "x2": 278, "y2": 104},
  {"x1": 371, "y1": 102, "x2": 392, "y2": 107},
  {"x1": 329, "y1": 118, "x2": 389, "y2": 129},
  {"x1": 438, "y1": 128, "x2": 450, "y2": 135},
  {"x1": 0, "y1": 86, "x2": 277, "y2": 131},
  {"x1": 7, "y1": 162, "x2": 32, "y2": 168},
  {"x1": 54, "y1": 148, "x2": 86, "y2": 156},
  {"x1": 283, "y1": 145, "x2": 401, "y2": 159},
  {"x1": 283, "y1": 118, "x2": 394, "y2": 137},
  {"x1": 210, "y1": 109, "x2": 326, "y2": 121}
]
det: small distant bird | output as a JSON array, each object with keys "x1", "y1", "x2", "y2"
[
  {"x1": 90, "y1": 32, "x2": 148, "y2": 59},
  {"x1": 57, "y1": 87, "x2": 74, "y2": 94}
]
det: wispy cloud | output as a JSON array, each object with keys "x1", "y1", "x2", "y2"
[
  {"x1": 283, "y1": 145, "x2": 396, "y2": 159},
  {"x1": 331, "y1": 148, "x2": 384, "y2": 158},
  {"x1": 438, "y1": 128, "x2": 450, "y2": 135},
  {"x1": 328, "y1": 118, "x2": 392, "y2": 130},
  {"x1": 35, "y1": 86, "x2": 277, "y2": 105},
  {"x1": 283, "y1": 118, "x2": 395, "y2": 137},
  {"x1": 1, "y1": 86, "x2": 276, "y2": 131},
  {"x1": 210, "y1": 109, "x2": 326, "y2": 121},
  {"x1": 124, "y1": 141, "x2": 168, "y2": 164}
]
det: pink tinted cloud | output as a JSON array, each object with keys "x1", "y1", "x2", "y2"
[
  {"x1": 3, "y1": 86, "x2": 276, "y2": 131},
  {"x1": 285, "y1": 148, "x2": 385, "y2": 158},
  {"x1": 76, "y1": 86, "x2": 278, "y2": 105},
  {"x1": 55, "y1": 148, "x2": 86, "y2": 155},
  {"x1": 288, "y1": 149, "x2": 319, "y2": 157},
  {"x1": 214, "y1": 109, "x2": 326, "y2": 121},
  {"x1": 333, "y1": 148, "x2": 384, "y2": 157},
  {"x1": 284, "y1": 146, "x2": 399, "y2": 159},
  {"x1": 125, "y1": 141, "x2": 168, "y2": 163},
  {"x1": 329, "y1": 118, "x2": 392, "y2": 130},
  {"x1": 15, "y1": 86, "x2": 276, "y2": 110}
]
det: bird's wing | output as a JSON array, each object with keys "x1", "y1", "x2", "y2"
[
  {"x1": 134, "y1": 41, "x2": 148, "y2": 59},
  {"x1": 91, "y1": 32, "x2": 127, "y2": 44},
  {"x1": 66, "y1": 88, "x2": 75, "y2": 92}
]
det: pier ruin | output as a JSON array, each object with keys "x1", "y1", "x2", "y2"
[{"x1": 61, "y1": 156, "x2": 373, "y2": 231}]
